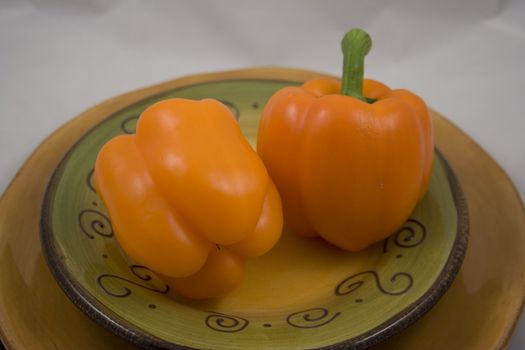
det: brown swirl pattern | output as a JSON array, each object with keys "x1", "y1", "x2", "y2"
[
  {"x1": 205, "y1": 311, "x2": 249, "y2": 333},
  {"x1": 286, "y1": 308, "x2": 341, "y2": 329},
  {"x1": 335, "y1": 271, "x2": 413, "y2": 297}
]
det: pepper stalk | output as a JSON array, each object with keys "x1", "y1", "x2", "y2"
[{"x1": 340, "y1": 28, "x2": 374, "y2": 103}]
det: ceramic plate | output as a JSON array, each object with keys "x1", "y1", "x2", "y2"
[{"x1": 40, "y1": 78, "x2": 468, "y2": 350}]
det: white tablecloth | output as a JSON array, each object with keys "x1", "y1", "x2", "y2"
[{"x1": 1, "y1": 0, "x2": 524, "y2": 348}]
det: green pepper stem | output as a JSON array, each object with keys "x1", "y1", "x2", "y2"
[{"x1": 340, "y1": 28, "x2": 372, "y2": 102}]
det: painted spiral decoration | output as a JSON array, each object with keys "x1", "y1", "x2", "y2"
[
  {"x1": 205, "y1": 311, "x2": 249, "y2": 333},
  {"x1": 97, "y1": 265, "x2": 169, "y2": 298},
  {"x1": 286, "y1": 308, "x2": 341, "y2": 329},
  {"x1": 335, "y1": 270, "x2": 413, "y2": 296},
  {"x1": 383, "y1": 219, "x2": 427, "y2": 253},
  {"x1": 78, "y1": 209, "x2": 113, "y2": 239}
]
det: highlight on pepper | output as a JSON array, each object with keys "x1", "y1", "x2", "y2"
[
  {"x1": 94, "y1": 98, "x2": 283, "y2": 299},
  {"x1": 257, "y1": 28, "x2": 434, "y2": 251}
]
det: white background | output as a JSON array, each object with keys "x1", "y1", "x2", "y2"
[{"x1": 1, "y1": 0, "x2": 524, "y2": 348}]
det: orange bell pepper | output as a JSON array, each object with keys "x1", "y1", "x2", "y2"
[
  {"x1": 257, "y1": 29, "x2": 433, "y2": 251},
  {"x1": 95, "y1": 98, "x2": 282, "y2": 299}
]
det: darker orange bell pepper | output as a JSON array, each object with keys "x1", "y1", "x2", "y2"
[
  {"x1": 257, "y1": 29, "x2": 433, "y2": 251},
  {"x1": 95, "y1": 98, "x2": 282, "y2": 299}
]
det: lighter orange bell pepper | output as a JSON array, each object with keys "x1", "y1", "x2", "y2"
[
  {"x1": 257, "y1": 29, "x2": 433, "y2": 251},
  {"x1": 95, "y1": 98, "x2": 282, "y2": 299}
]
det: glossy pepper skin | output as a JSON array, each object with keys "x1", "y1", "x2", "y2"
[
  {"x1": 257, "y1": 30, "x2": 433, "y2": 252},
  {"x1": 95, "y1": 98, "x2": 283, "y2": 299}
]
